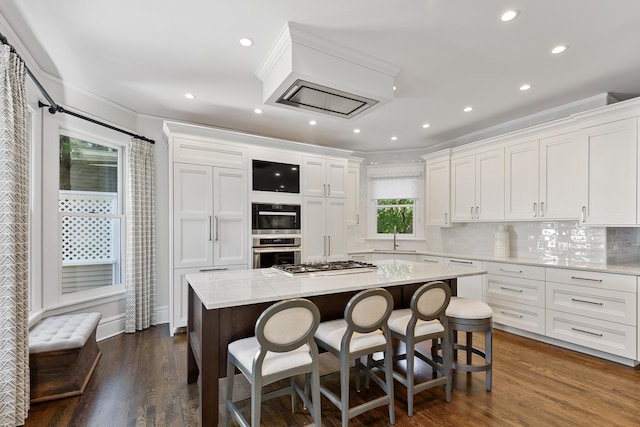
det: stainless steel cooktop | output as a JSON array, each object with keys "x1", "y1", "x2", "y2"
[{"x1": 271, "y1": 260, "x2": 378, "y2": 276}]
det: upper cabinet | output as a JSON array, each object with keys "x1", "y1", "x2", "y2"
[
  {"x1": 451, "y1": 148, "x2": 504, "y2": 222},
  {"x1": 302, "y1": 156, "x2": 348, "y2": 198},
  {"x1": 504, "y1": 131, "x2": 585, "y2": 220},
  {"x1": 347, "y1": 157, "x2": 363, "y2": 226},
  {"x1": 580, "y1": 117, "x2": 638, "y2": 225},
  {"x1": 424, "y1": 150, "x2": 451, "y2": 227}
]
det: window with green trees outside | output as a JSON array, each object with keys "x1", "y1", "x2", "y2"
[{"x1": 376, "y1": 198, "x2": 414, "y2": 234}]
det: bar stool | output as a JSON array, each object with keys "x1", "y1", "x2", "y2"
[
  {"x1": 314, "y1": 288, "x2": 395, "y2": 427},
  {"x1": 225, "y1": 298, "x2": 322, "y2": 427},
  {"x1": 445, "y1": 297, "x2": 493, "y2": 391},
  {"x1": 386, "y1": 281, "x2": 452, "y2": 416}
]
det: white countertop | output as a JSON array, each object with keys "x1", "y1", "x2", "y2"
[
  {"x1": 187, "y1": 259, "x2": 486, "y2": 310},
  {"x1": 352, "y1": 250, "x2": 640, "y2": 275}
]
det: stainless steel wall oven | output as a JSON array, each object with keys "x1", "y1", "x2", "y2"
[
  {"x1": 252, "y1": 237, "x2": 302, "y2": 269},
  {"x1": 251, "y1": 203, "x2": 300, "y2": 234}
]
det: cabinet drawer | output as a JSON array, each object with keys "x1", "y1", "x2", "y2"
[
  {"x1": 485, "y1": 262, "x2": 545, "y2": 281},
  {"x1": 349, "y1": 253, "x2": 371, "y2": 262},
  {"x1": 546, "y1": 268, "x2": 636, "y2": 293},
  {"x1": 546, "y1": 282, "x2": 636, "y2": 326},
  {"x1": 485, "y1": 274, "x2": 545, "y2": 307},
  {"x1": 546, "y1": 310, "x2": 637, "y2": 359},
  {"x1": 418, "y1": 255, "x2": 444, "y2": 265},
  {"x1": 486, "y1": 297, "x2": 545, "y2": 335},
  {"x1": 173, "y1": 137, "x2": 247, "y2": 168}
]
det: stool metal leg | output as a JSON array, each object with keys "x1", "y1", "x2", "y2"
[{"x1": 485, "y1": 329, "x2": 492, "y2": 391}]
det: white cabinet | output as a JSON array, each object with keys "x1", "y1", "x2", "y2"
[
  {"x1": 505, "y1": 132, "x2": 584, "y2": 220},
  {"x1": 173, "y1": 164, "x2": 247, "y2": 269},
  {"x1": 349, "y1": 253, "x2": 371, "y2": 262},
  {"x1": 451, "y1": 148, "x2": 504, "y2": 222},
  {"x1": 302, "y1": 197, "x2": 347, "y2": 262},
  {"x1": 580, "y1": 118, "x2": 638, "y2": 225},
  {"x1": 444, "y1": 258, "x2": 484, "y2": 300},
  {"x1": 302, "y1": 156, "x2": 347, "y2": 198},
  {"x1": 418, "y1": 255, "x2": 444, "y2": 265},
  {"x1": 425, "y1": 155, "x2": 450, "y2": 226},
  {"x1": 347, "y1": 158, "x2": 363, "y2": 226}
]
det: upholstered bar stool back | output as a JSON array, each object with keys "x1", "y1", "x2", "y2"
[
  {"x1": 314, "y1": 288, "x2": 395, "y2": 427},
  {"x1": 225, "y1": 298, "x2": 321, "y2": 427},
  {"x1": 445, "y1": 297, "x2": 493, "y2": 391}
]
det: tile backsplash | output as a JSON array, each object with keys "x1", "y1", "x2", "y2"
[{"x1": 350, "y1": 220, "x2": 640, "y2": 265}]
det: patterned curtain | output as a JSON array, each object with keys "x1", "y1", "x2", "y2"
[
  {"x1": 125, "y1": 138, "x2": 157, "y2": 333},
  {"x1": 0, "y1": 45, "x2": 30, "y2": 425}
]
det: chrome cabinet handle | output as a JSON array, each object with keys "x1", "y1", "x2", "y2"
[
  {"x1": 500, "y1": 286, "x2": 524, "y2": 293},
  {"x1": 571, "y1": 298, "x2": 604, "y2": 306},
  {"x1": 323, "y1": 184, "x2": 327, "y2": 196},
  {"x1": 540, "y1": 201, "x2": 545, "y2": 217},
  {"x1": 533, "y1": 202, "x2": 537, "y2": 218},
  {"x1": 209, "y1": 216, "x2": 213, "y2": 241},
  {"x1": 215, "y1": 216, "x2": 219, "y2": 241},
  {"x1": 444, "y1": 212, "x2": 448, "y2": 224},
  {"x1": 499, "y1": 268, "x2": 523, "y2": 273},
  {"x1": 570, "y1": 276, "x2": 603, "y2": 283},
  {"x1": 327, "y1": 235, "x2": 331, "y2": 256},
  {"x1": 571, "y1": 327, "x2": 603, "y2": 337},
  {"x1": 449, "y1": 259, "x2": 473, "y2": 265},
  {"x1": 500, "y1": 310, "x2": 524, "y2": 319},
  {"x1": 323, "y1": 236, "x2": 327, "y2": 257},
  {"x1": 476, "y1": 206, "x2": 479, "y2": 219},
  {"x1": 581, "y1": 206, "x2": 586, "y2": 222},
  {"x1": 327, "y1": 184, "x2": 331, "y2": 196},
  {"x1": 470, "y1": 206, "x2": 474, "y2": 219},
  {"x1": 199, "y1": 267, "x2": 228, "y2": 272},
  {"x1": 356, "y1": 214, "x2": 360, "y2": 225},
  {"x1": 422, "y1": 259, "x2": 440, "y2": 264}
]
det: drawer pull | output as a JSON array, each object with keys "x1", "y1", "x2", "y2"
[
  {"x1": 500, "y1": 286, "x2": 524, "y2": 293},
  {"x1": 199, "y1": 267, "x2": 228, "y2": 272},
  {"x1": 570, "y1": 276, "x2": 603, "y2": 283},
  {"x1": 422, "y1": 259, "x2": 439, "y2": 264},
  {"x1": 499, "y1": 268, "x2": 523, "y2": 274},
  {"x1": 500, "y1": 310, "x2": 524, "y2": 319},
  {"x1": 449, "y1": 259, "x2": 473, "y2": 265},
  {"x1": 571, "y1": 298, "x2": 603, "y2": 306},
  {"x1": 571, "y1": 327, "x2": 603, "y2": 337}
]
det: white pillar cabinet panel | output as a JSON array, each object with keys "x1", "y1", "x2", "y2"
[
  {"x1": 505, "y1": 140, "x2": 539, "y2": 220},
  {"x1": 173, "y1": 164, "x2": 213, "y2": 268},
  {"x1": 539, "y1": 132, "x2": 584, "y2": 220},
  {"x1": 581, "y1": 117, "x2": 637, "y2": 225},
  {"x1": 475, "y1": 148, "x2": 504, "y2": 221},
  {"x1": 450, "y1": 155, "x2": 476, "y2": 221},
  {"x1": 212, "y1": 168, "x2": 247, "y2": 265},
  {"x1": 302, "y1": 197, "x2": 327, "y2": 262},
  {"x1": 326, "y1": 160, "x2": 348, "y2": 198},
  {"x1": 326, "y1": 198, "x2": 348, "y2": 261},
  {"x1": 347, "y1": 164, "x2": 360, "y2": 226},
  {"x1": 425, "y1": 159, "x2": 451, "y2": 226},
  {"x1": 172, "y1": 267, "x2": 200, "y2": 332}
]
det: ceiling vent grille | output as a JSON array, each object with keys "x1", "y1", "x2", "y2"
[{"x1": 276, "y1": 79, "x2": 378, "y2": 118}]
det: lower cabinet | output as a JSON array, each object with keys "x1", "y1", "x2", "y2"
[
  {"x1": 444, "y1": 258, "x2": 483, "y2": 300},
  {"x1": 486, "y1": 296, "x2": 546, "y2": 335},
  {"x1": 349, "y1": 253, "x2": 372, "y2": 262},
  {"x1": 371, "y1": 252, "x2": 417, "y2": 262}
]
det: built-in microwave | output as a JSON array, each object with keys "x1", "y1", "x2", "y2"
[
  {"x1": 252, "y1": 159, "x2": 300, "y2": 193},
  {"x1": 251, "y1": 203, "x2": 301, "y2": 235}
]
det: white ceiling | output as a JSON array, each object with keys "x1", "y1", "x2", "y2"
[{"x1": 3, "y1": 0, "x2": 640, "y2": 152}]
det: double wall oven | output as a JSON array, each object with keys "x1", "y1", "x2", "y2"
[{"x1": 251, "y1": 203, "x2": 302, "y2": 268}]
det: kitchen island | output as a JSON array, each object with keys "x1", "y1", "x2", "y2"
[{"x1": 186, "y1": 259, "x2": 486, "y2": 426}]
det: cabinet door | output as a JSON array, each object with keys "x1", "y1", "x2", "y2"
[
  {"x1": 539, "y1": 132, "x2": 584, "y2": 219},
  {"x1": 326, "y1": 198, "x2": 348, "y2": 261},
  {"x1": 426, "y1": 160, "x2": 450, "y2": 226},
  {"x1": 326, "y1": 159, "x2": 347, "y2": 198},
  {"x1": 582, "y1": 118, "x2": 637, "y2": 225},
  {"x1": 450, "y1": 155, "x2": 476, "y2": 221},
  {"x1": 302, "y1": 197, "x2": 326, "y2": 262},
  {"x1": 302, "y1": 156, "x2": 326, "y2": 197},
  {"x1": 347, "y1": 165, "x2": 360, "y2": 226},
  {"x1": 444, "y1": 258, "x2": 484, "y2": 300},
  {"x1": 173, "y1": 164, "x2": 213, "y2": 268},
  {"x1": 476, "y1": 148, "x2": 504, "y2": 220},
  {"x1": 505, "y1": 141, "x2": 539, "y2": 220},
  {"x1": 213, "y1": 167, "x2": 247, "y2": 265}
]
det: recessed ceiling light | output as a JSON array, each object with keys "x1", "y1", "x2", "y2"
[
  {"x1": 239, "y1": 37, "x2": 254, "y2": 47},
  {"x1": 422, "y1": 123, "x2": 430, "y2": 129},
  {"x1": 520, "y1": 84, "x2": 531, "y2": 91},
  {"x1": 184, "y1": 93, "x2": 195, "y2": 99},
  {"x1": 393, "y1": 86, "x2": 397, "y2": 91},
  {"x1": 464, "y1": 106, "x2": 473, "y2": 112},
  {"x1": 309, "y1": 120, "x2": 317, "y2": 125},
  {"x1": 551, "y1": 45, "x2": 568, "y2": 54},
  {"x1": 353, "y1": 129, "x2": 361, "y2": 134},
  {"x1": 254, "y1": 108, "x2": 263, "y2": 114},
  {"x1": 500, "y1": 10, "x2": 519, "y2": 22},
  {"x1": 391, "y1": 136, "x2": 398, "y2": 141}
]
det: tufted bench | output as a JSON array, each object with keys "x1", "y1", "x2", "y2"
[{"x1": 29, "y1": 312, "x2": 102, "y2": 403}]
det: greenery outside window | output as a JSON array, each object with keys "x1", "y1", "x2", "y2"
[{"x1": 376, "y1": 199, "x2": 414, "y2": 234}]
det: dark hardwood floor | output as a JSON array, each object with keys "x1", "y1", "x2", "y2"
[{"x1": 25, "y1": 325, "x2": 640, "y2": 426}]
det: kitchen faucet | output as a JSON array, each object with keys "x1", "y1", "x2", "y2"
[{"x1": 393, "y1": 226, "x2": 399, "y2": 250}]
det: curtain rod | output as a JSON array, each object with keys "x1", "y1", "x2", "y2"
[{"x1": 0, "y1": 31, "x2": 155, "y2": 144}]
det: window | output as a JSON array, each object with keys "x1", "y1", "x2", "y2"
[
  {"x1": 367, "y1": 164, "x2": 424, "y2": 239},
  {"x1": 58, "y1": 133, "x2": 123, "y2": 294}
]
